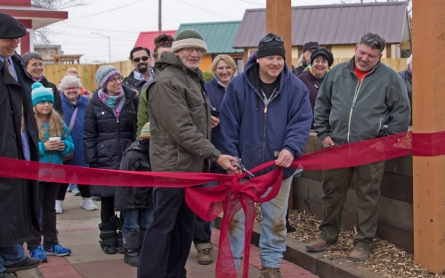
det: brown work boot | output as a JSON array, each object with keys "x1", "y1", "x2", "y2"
[
  {"x1": 305, "y1": 239, "x2": 337, "y2": 252},
  {"x1": 259, "y1": 266, "x2": 283, "y2": 278},
  {"x1": 197, "y1": 248, "x2": 213, "y2": 265},
  {"x1": 347, "y1": 247, "x2": 370, "y2": 262}
]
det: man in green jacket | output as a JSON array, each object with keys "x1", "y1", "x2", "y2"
[
  {"x1": 137, "y1": 29, "x2": 239, "y2": 278},
  {"x1": 306, "y1": 32, "x2": 410, "y2": 262}
]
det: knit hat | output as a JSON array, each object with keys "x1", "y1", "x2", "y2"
[
  {"x1": 303, "y1": 41, "x2": 320, "y2": 53},
  {"x1": 95, "y1": 65, "x2": 121, "y2": 89},
  {"x1": 32, "y1": 82, "x2": 54, "y2": 106},
  {"x1": 172, "y1": 29, "x2": 207, "y2": 53},
  {"x1": 0, "y1": 13, "x2": 26, "y2": 39},
  {"x1": 139, "y1": 122, "x2": 151, "y2": 139},
  {"x1": 256, "y1": 33, "x2": 286, "y2": 60},
  {"x1": 310, "y1": 48, "x2": 334, "y2": 67}
]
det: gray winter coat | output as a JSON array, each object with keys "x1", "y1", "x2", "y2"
[{"x1": 314, "y1": 58, "x2": 410, "y2": 145}]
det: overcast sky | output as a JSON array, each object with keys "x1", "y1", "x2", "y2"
[{"x1": 46, "y1": 0, "x2": 340, "y2": 63}]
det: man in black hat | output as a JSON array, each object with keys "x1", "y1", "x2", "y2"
[
  {"x1": 0, "y1": 12, "x2": 42, "y2": 277},
  {"x1": 219, "y1": 33, "x2": 312, "y2": 278},
  {"x1": 293, "y1": 41, "x2": 320, "y2": 75}
]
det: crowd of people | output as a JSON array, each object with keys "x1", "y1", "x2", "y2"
[{"x1": 0, "y1": 10, "x2": 412, "y2": 278}]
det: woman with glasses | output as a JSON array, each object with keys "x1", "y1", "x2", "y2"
[
  {"x1": 191, "y1": 55, "x2": 238, "y2": 265},
  {"x1": 297, "y1": 48, "x2": 334, "y2": 128},
  {"x1": 84, "y1": 66, "x2": 138, "y2": 254},
  {"x1": 55, "y1": 75, "x2": 97, "y2": 214}
]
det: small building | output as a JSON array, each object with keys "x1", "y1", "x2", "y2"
[
  {"x1": 176, "y1": 21, "x2": 244, "y2": 72},
  {"x1": 0, "y1": 0, "x2": 68, "y2": 54},
  {"x1": 233, "y1": 2, "x2": 411, "y2": 64},
  {"x1": 134, "y1": 30, "x2": 177, "y2": 54}
]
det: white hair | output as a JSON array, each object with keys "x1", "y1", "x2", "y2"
[
  {"x1": 59, "y1": 75, "x2": 82, "y2": 91},
  {"x1": 407, "y1": 54, "x2": 412, "y2": 66}
]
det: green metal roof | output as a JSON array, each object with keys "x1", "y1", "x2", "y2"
[{"x1": 176, "y1": 21, "x2": 243, "y2": 54}]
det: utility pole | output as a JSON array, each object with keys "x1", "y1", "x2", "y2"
[{"x1": 158, "y1": 0, "x2": 162, "y2": 32}]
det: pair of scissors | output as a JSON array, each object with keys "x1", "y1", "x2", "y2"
[{"x1": 234, "y1": 156, "x2": 255, "y2": 179}]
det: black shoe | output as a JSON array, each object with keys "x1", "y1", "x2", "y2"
[
  {"x1": 286, "y1": 223, "x2": 296, "y2": 233},
  {"x1": 5, "y1": 256, "x2": 41, "y2": 273},
  {"x1": 0, "y1": 271, "x2": 14, "y2": 278}
]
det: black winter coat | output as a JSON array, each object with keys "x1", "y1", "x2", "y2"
[
  {"x1": 83, "y1": 86, "x2": 138, "y2": 197},
  {"x1": 296, "y1": 70, "x2": 322, "y2": 129},
  {"x1": 0, "y1": 53, "x2": 40, "y2": 247},
  {"x1": 115, "y1": 140, "x2": 152, "y2": 211},
  {"x1": 22, "y1": 75, "x2": 63, "y2": 115},
  {"x1": 398, "y1": 69, "x2": 412, "y2": 125}
]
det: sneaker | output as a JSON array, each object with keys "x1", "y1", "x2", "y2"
[
  {"x1": 260, "y1": 266, "x2": 283, "y2": 278},
  {"x1": 44, "y1": 244, "x2": 71, "y2": 257},
  {"x1": 55, "y1": 200, "x2": 63, "y2": 214},
  {"x1": 197, "y1": 248, "x2": 213, "y2": 265},
  {"x1": 347, "y1": 247, "x2": 370, "y2": 262},
  {"x1": 80, "y1": 198, "x2": 98, "y2": 211},
  {"x1": 29, "y1": 245, "x2": 47, "y2": 263},
  {"x1": 92, "y1": 196, "x2": 101, "y2": 201},
  {"x1": 305, "y1": 239, "x2": 337, "y2": 252},
  {"x1": 4, "y1": 257, "x2": 41, "y2": 273},
  {"x1": 71, "y1": 188, "x2": 80, "y2": 196},
  {"x1": 67, "y1": 187, "x2": 72, "y2": 192}
]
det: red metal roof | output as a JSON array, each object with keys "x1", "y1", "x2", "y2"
[
  {"x1": 233, "y1": 2, "x2": 410, "y2": 48},
  {"x1": 134, "y1": 30, "x2": 176, "y2": 52}
]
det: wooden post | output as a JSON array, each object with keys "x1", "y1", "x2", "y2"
[
  {"x1": 266, "y1": 0, "x2": 292, "y2": 69},
  {"x1": 413, "y1": 0, "x2": 445, "y2": 273}
]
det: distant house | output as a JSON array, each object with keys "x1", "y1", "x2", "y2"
[
  {"x1": 0, "y1": 0, "x2": 68, "y2": 54},
  {"x1": 233, "y1": 2, "x2": 411, "y2": 64},
  {"x1": 134, "y1": 30, "x2": 176, "y2": 53},
  {"x1": 176, "y1": 21, "x2": 244, "y2": 72}
]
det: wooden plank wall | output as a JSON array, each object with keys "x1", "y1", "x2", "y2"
[
  {"x1": 43, "y1": 60, "x2": 133, "y2": 93},
  {"x1": 43, "y1": 58, "x2": 408, "y2": 93}
]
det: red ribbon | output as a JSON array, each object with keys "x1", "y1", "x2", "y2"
[{"x1": 0, "y1": 131, "x2": 415, "y2": 277}]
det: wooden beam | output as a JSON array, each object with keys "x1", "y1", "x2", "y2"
[
  {"x1": 266, "y1": 0, "x2": 292, "y2": 69},
  {"x1": 413, "y1": 0, "x2": 445, "y2": 273}
]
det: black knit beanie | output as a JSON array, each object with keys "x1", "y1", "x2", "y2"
[
  {"x1": 310, "y1": 48, "x2": 334, "y2": 67},
  {"x1": 256, "y1": 33, "x2": 286, "y2": 60}
]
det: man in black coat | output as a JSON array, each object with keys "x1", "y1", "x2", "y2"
[
  {"x1": 398, "y1": 54, "x2": 412, "y2": 125},
  {"x1": 0, "y1": 13, "x2": 42, "y2": 277},
  {"x1": 123, "y1": 47, "x2": 155, "y2": 94}
]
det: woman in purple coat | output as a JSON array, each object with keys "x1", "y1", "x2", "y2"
[{"x1": 297, "y1": 48, "x2": 334, "y2": 128}]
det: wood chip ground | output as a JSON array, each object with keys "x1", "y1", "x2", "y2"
[{"x1": 255, "y1": 207, "x2": 445, "y2": 278}]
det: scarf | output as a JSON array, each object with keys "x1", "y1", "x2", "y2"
[{"x1": 98, "y1": 88, "x2": 126, "y2": 118}]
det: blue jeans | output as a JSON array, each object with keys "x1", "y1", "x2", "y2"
[
  {"x1": 122, "y1": 208, "x2": 153, "y2": 235},
  {"x1": 0, "y1": 244, "x2": 26, "y2": 272},
  {"x1": 229, "y1": 175, "x2": 293, "y2": 269}
]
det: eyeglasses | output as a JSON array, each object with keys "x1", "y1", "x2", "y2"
[
  {"x1": 64, "y1": 87, "x2": 80, "y2": 91},
  {"x1": 182, "y1": 47, "x2": 206, "y2": 55},
  {"x1": 260, "y1": 36, "x2": 284, "y2": 44},
  {"x1": 132, "y1": 56, "x2": 149, "y2": 63},
  {"x1": 360, "y1": 35, "x2": 383, "y2": 52},
  {"x1": 108, "y1": 76, "x2": 123, "y2": 83}
]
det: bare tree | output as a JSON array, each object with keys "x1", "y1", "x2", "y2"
[{"x1": 32, "y1": 0, "x2": 92, "y2": 44}]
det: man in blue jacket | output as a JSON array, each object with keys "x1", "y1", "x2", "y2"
[{"x1": 219, "y1": 33, "x2": 312, "y2": 278}]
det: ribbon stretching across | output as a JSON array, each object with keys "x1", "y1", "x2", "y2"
[{"x1": 0, "y1": 132, "x2": 416, "y2": 278}]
